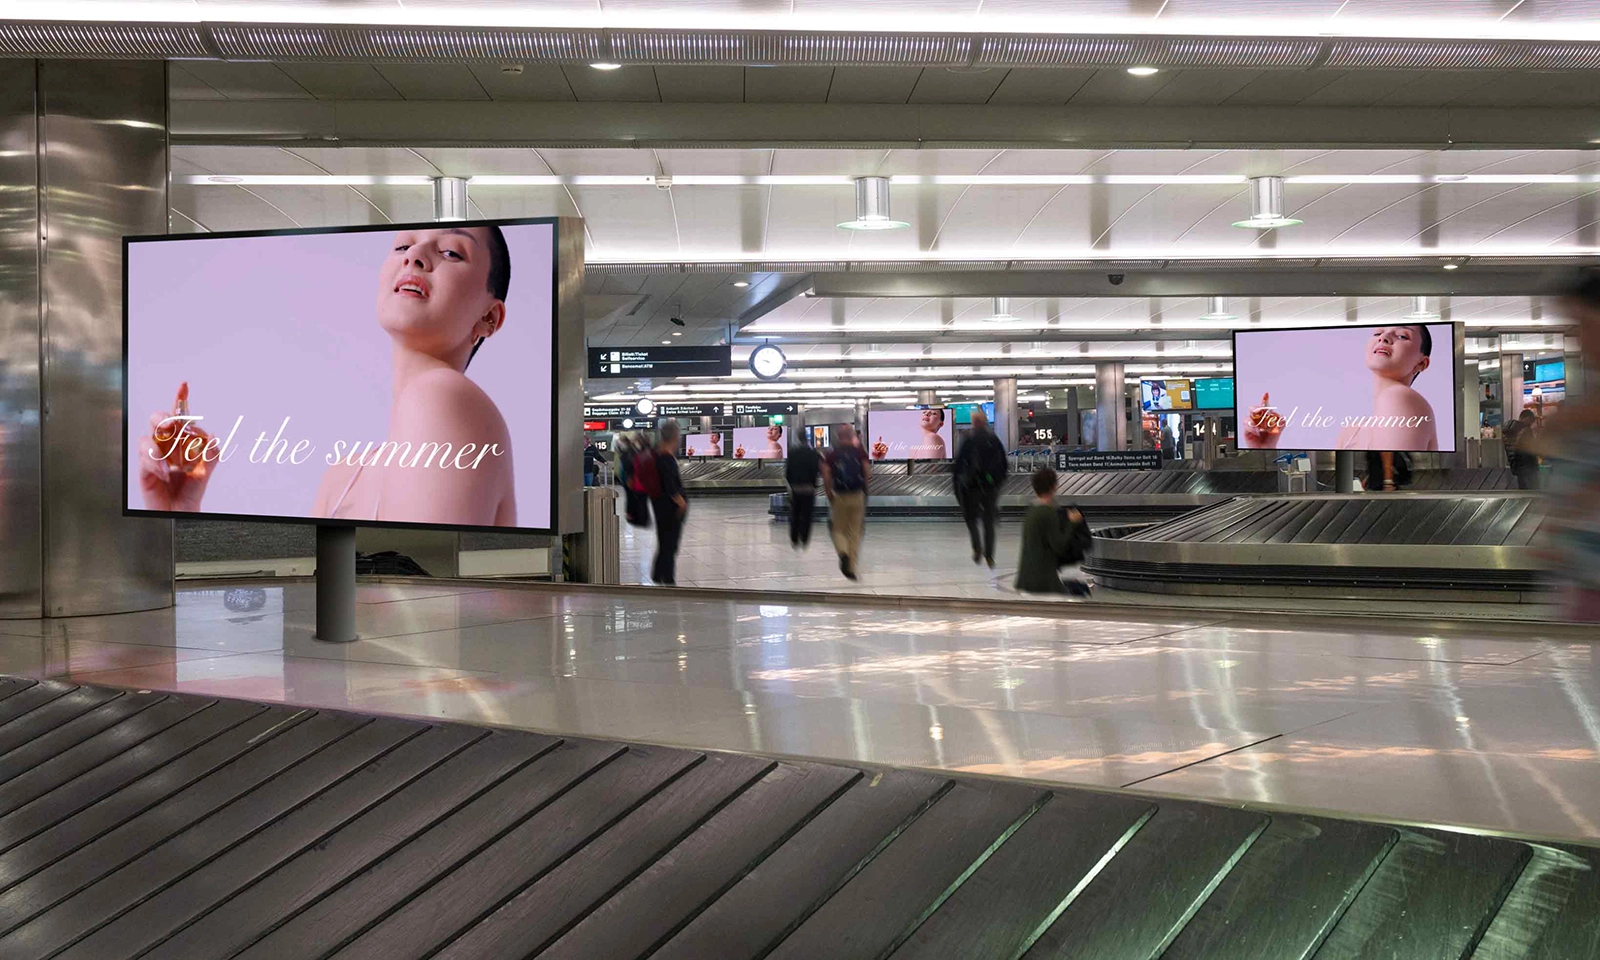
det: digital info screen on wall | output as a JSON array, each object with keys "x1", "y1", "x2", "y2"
[
  {"x1": 124, "y1": 218, "x2": 560, "y2": 532},
  {"x1": 1233, "y1": 323, "x2": 1457, "y2": 453}
]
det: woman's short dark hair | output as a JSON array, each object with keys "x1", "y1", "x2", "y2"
[
  {"x1": 1032, "y1": 467, "x2": 1058, "y2": 496},
  {"x1": 1408, "y1": 324, "x2": 1433, "y2": 358},
  {"x1": 484, "y1": 224, "x2": 511, "y2": 301}
]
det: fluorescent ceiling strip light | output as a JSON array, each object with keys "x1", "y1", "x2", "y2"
[{"x1": 184, "y1": 173, "x2": 1600, "y2": 189}]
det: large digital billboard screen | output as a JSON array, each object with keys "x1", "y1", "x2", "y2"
[
  {"x1": 125, "y1": 218, "x2": 560, "y2": 532},
  {"x1": 683, "y1": 433, "x2": 726, "y2": 457},
  {"x1": 867, "y1": 408, "x2": 954, "y2": 460},
  {"x1": 1234, "y1": 323, "x2": 1457, "y2": 453}
]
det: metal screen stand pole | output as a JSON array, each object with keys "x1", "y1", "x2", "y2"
[
  {"x1": 1335, "y1": 450, "x2": 1355, "y2": 494},
  {"x1": 315, "y1": 524, "x2": 357, "y2": 643}
]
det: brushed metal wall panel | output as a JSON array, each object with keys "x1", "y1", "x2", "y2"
[
  {"x1": 38, "y1": 60, "x2": 171, "y2": 617},
  {"x1": 556, "y1": 217, "x2": 586, "y2": 535},
  {"x1": 0, "y1": 62, "x2": 41, "y2": 618}
]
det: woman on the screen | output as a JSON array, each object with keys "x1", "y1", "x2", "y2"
[
  {"x1": 139, "y1": 226, "x2": 518, "y2": 525},
  {"x1": 1244, "y1": 325, "x2": 1438, "y2": 453},
  {"x1": 916, "y1": 408, "x2": 948, "y2": 459},
  {"x1": 759, "y1": 425, "x2": 784, "y2": 459}
]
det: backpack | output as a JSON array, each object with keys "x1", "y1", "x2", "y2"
[
  {"x1": 830, "y1": 448, "x2": 866, "y2": 493},
  {"x1": 1055, "y1": 508, "x2": 1094, "y2": 565},
  {"x1": 630, "y1": 450, "x2": 664, "y2": 500}
]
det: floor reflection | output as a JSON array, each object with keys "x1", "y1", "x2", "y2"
[{"x1": 1, "y1": 579, "x2": 1597, "y2": 840}]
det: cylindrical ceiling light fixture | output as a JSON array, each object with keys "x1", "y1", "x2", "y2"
[
  {"x1": 432, "y1": 176, "x2": 469, "y2": 222},
  {"x1": 837, "y1": 176, "x2": 909, "y2": 231},
  {"x1": 1200, "y1": 296, "x2": 1237, "y2": 320},
  {"x1": 1232, "y1": 176, "x2": 1301, "y2": 230},
  {"x1": 985, "y1": 297, "x2": 1014, "y2": 322},
  {"x1": 1404, "y1": 295, "x2": 1440, "y2": 320}
]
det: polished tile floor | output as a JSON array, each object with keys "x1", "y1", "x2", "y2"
[
  {"x1": 3, "y1": 580, "x2": 1598, "y2": 842},
  {"x1": 619, "y1": 496, "x2": 1563, "y2": 621}
]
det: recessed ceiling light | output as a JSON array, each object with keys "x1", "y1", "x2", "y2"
[
  {"x1": 1443, "y1": 262, "x2": 1460, "y2": 270},
  {"x1": 662, "y1": 340, "x2": 672, "y2": 344},
  {"x1": 1127, "y1": 66, "x2": 1160, "y2": 77},
  {"x1": 732, "y1": 280, "x2": 749, "y2": 288},
  {"x1": 671, "y1": 331, "x2": 682, "y2": 336},
  {"x1": 206, "y1": 176, "x2": 243, "y2": 184},
  {"x1": 838, "y1": 176, "x2": 909, "y2": 231},
  {"x1": 590, "y1": 62, "x2": 622, "y2": 71},
  {"x1": 1232, "y1": 176, "x2": 1302, "y2": 230}
]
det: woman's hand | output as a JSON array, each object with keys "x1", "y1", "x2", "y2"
[
  {"x1": 1243, "y1": 392, "x2": 1285, "y2": 448},
  {"x1": 137, "y1": 409, "x2": 215, "y2": 512}
]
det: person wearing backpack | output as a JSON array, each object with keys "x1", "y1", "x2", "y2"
[
  {"x1": 953, "y1": 409, "x2": 1008, "y2": 568},
  {"x1": 649, "y1": 421, "x2": 688, "y2": 585},
  {"x1": 822, "y1": 424, "x2": 871, "y2": 581},
  {"x1": 1015, "y1": 467, "x2": 1092, "y2": 596}
]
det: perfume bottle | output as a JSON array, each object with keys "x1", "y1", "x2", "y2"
[{"x1": 152, "y1": 382, "x2": 211, "y2": 479}]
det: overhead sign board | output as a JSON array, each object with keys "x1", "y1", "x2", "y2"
[
  {"x1": 1055, "y1": 450, "x2": 1162, "y2": 472},
  {"x1": 656, "y1": 403, "x2": 725, "y2": 417},
  {"x1": 588, "y1": 346, "x2": 732, "y2": 379},
  {"x1": 732, "y1": 402, "x2": 798, "y2": 416}
]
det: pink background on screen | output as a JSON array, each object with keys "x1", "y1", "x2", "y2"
[
  {"x1": 1233, "y1": 323, "x2": 1457, "y2": 453},
  {"x1": 126, "y1": 222, "x2": 555, "y2": 528},
  {"x1": 867, "y1": 409, "x2": 954, "y2": 460},
  {"x1": 730, "y1": 426, "x2": 785, "y2": 460},
  {"x1": 683, "y1": 433, "x2": 725, "y2": 457}
]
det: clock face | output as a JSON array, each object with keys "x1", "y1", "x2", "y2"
[
  {"x1": 635, "y1": 398, "x2": 656, "y2": 416},
  {"x1": 750, "y1": 344, "x2": 787, "y2": 381}
]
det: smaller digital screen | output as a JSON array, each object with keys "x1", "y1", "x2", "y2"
[
  {"x1": 730, "y1": 425, "x2": 786, "y2": 459},
  {"x1": 1141, "y1": 379, "x2": 1195, "y2": 411},
  {"x1": 867, "y1": 408, "x2": 954, "y2": 460},
  {"x1": 1533, "y1": 359, "x2": 1565, "y2": 383},
  {"x1": 1193, "y1": 377, "x2": 1235, "y2": 410},
  {"x1": 683, "y1": 433, "x2": 726, "y2": 457},
  {"x1": 951, "y1": 401, "x2": 996, "y2": 425}
]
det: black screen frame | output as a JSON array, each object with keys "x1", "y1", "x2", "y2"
[{"x1": 122, "y1": 215, "x2": 563, "y2": 536}]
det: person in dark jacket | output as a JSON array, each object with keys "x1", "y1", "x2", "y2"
[
  {"x1": 785, "y1": 435, "x2": 822, "y2": 549},
  {"x1": 953, "y1": 409, "x2": 1008, "y2": 567},
  {"x1": 1015, "y1": 467, "x2": 1091, "y2": 596},
  {"x1": 651, "y1": 422, "x2": 688, "y2": 586}
]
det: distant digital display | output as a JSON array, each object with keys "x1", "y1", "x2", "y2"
[
  {"x1": 1140, "y1": 379, "x2": 1194, "y2": 411},
  {"x1": 867, "y1": 409, "x2": 954, "y2": 461},
  {"x1": 1533, "y1": 360, "x2": 1565, "y2": 383},
  {"x1": 730, "y1": 425, "x2": 785, "y2": 460},
  {"x1": 683, "y1": 432, "x2": 725, "y2": 457},
  {"x1": 1193, "y1": 377, "x2": 1235, "y2": 410}
]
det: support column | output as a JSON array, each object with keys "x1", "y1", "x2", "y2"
[
  {"x1": 1335, "y1": 451, "x2": 1355, "y2": 493},
  {"x1": 0, "y1": 60, "x2": 172, "y2": 618},
  {"x1": 1499, "y1": 349, "x2": 1524, "y2": 427},
  {"x1": 992, "y1": 377, "x2": 1019, "y2": 451},
  {"x1": 315, "y1": 525, "x2": 356, "y2": 642},
  {"x1": 1094, "y1": 363, "x2": 1127, "y2": 452},
  {"x1": 1462, "y1": 355, "x2": 1481, "y2": 447},
  {"x1": 854, "y1": 400, "x2": 870, "y2": 437},
  {"x1": 1065, "y1": 387, "x2": 1081, "y2": 446}
]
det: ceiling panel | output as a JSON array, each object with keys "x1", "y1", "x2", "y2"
[
  {"x1": 1505, "y1": 0, "x2": 1600, "y2": 21},
  {"x1": 1142, "y1": 69, "x2": 1265, "y2": 106},
  {"x1": 373, "y1": 64, "x2": 491, "y2": 101},
  {"x1": 560, "y1": 64, "x2": 660, "y2": 102},
  {"x1": 466, "y1": 64, "x2": 577, "y2": 101},
  {"x1": 958, "y1": 68, "x2": 1097, "y2": 105},
  {"x1": 1218, "y1": 70, "x2": 1346, "y2": 106},
  {"x1": 1068, "y1": 69, "x2": 1182, "y2": 105},
  {"x1": 826, "y1": 67, "x2": 923, "y2": 104},
  {"x1": 653, "y1": 66, "x2": 746, "y2": 102},
  {"x1": 177, "y1": 62, "x2": 311, "y2": 100},
  {"x1": 1451, "y1": 72, "x2": 1600, "y2": 108},
  {"x1": 275, "y1": 62, "x2": 402, "y2": 99},
  {"x1": 169, "y1": 64, "x2": 226, "y2": 100},
  {"x1": 743, "y1": 66, "x2": 835, "y2": 103},
  {"x1": 907, "y1": 68, "x2": 1009, "y2": 104}
]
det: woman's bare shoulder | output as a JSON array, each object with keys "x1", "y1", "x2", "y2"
[
  {"x1": 394, "y1": 368, "x2": 509, "y2": 439},
  {"x1": 1374, "y1": 383, "x2": 1434, "y2": 416}
]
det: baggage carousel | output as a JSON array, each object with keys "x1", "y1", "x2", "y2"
[
  {"x1": 768, "y1": 466, "x2": 1520, "y2": 527},
  {"x1": 3, "y1": 675, "x2": 1594, "y2": 960},
  {"x1": 1085, "y1": 491, "x2": 1550, "y2": 600}
]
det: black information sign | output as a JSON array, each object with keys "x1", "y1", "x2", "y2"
[
  {"x1": 583, "y1": 404, "x2": 636, "y2": 418},
  {"x1": 656, "y1": 403, "x2": 725, "y2": 417},
  {"x1": 732, "y1": 402, "x2": 798, "y2": 416},
  {"x1": 588, "y1": 346, "x2": 732, "y2": 379},
  {"x1": 1055, "y1": 450, "x2": 1162, "y2": 472}
]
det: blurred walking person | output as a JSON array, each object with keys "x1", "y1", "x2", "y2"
[
  {"x1": 786, "y1": 433, "x2": 822, "y2": 549},
  {"x1": 649, "y1": 421, "x2": 688, "y2": 586},
  {"x1": 1535, "y1": 273, "x2": 1600, "y2": 620},
  {"x1": 823, "y1": 424, "x2": 870, "y2": 580},
  {"x1": 953, "y1": 409, "x2": 1008, "y2": 568}
]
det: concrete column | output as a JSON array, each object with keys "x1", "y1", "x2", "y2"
[
  {"x1": 0, "y1": 60, "x2": 173, "y2": 618},
  {"x1": 1066, "y1": 387, "x2": 1081, "y2": 445},
  {"x1": 1094, "y1": 363, "x2": 1127, "y2": 451},
  {"x1": 992, "y1": 377, "x2": 1019, "y2": 451},
  {"x1": 1499, "y1": 350, "x2": 1524, "y2": 427},
  {"x1": 854, "y1": 400, "x2": 870, "y2": 436}
]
